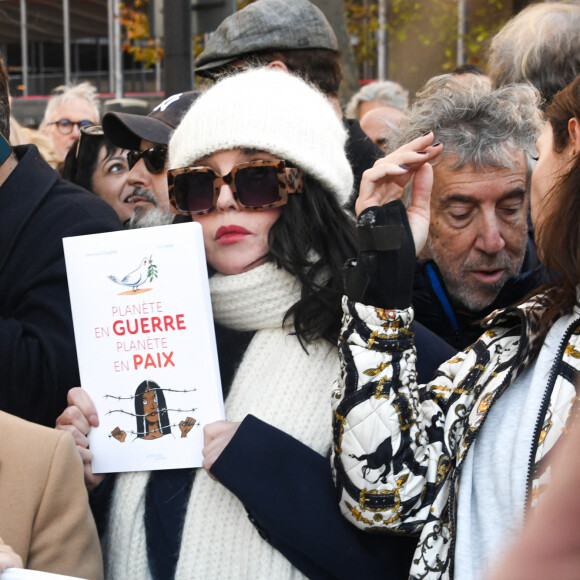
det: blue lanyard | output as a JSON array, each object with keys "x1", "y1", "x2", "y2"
[{"x1": 425, "y1": 262, "x2": 459, "y2": 334}]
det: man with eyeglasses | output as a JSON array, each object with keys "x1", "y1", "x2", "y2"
[
  {"x1": 102, "y1": 91, "x2": 199, "y2": 229},
  {"x1": 40, "y1": 82, "x2": 100, "y2": 166}
]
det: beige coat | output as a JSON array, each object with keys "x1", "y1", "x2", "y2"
[{"x1": 0, "y1": 411, "x2": 103, "y2": 579}]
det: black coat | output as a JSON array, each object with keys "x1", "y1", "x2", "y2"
[
  {"x1": 343, "y1": 118, "x2": 384, "y2": 213},
  {"x1": 212, "y1": 415, "x2": 416, "y2": 580},
  {"x1": 412, "y1": 258, "x2": 546, "y2": 350},
  {"x1": 91, "y1": 319, "x2": 454, "y2": 579},
  {"x1": 139, "y1": 322, "x2": 452, "y2": 579},
  {"x1": 0, "y1": 145, "x2": 122, "y2": 426}
]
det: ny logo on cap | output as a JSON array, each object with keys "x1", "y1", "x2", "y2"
[{"x1": 153, "y1": 93, "x2": 183, "y2": 113}]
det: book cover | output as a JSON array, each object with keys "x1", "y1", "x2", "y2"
[{"x1": 63, "y1": 222, "x2": 224, "y2": 473}]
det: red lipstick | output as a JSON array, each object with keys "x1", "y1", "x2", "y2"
[{"x1": 216, "y1": 225, "x2": 252, "y2": 245}]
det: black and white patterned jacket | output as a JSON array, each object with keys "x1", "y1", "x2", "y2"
[{"x1": 332, "y1": 294, "x2": 580, "y2": 579}]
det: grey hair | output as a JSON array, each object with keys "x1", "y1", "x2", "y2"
[
  {"x1": 390, "y1": 76, "x2": 543, "y2": 206},
  {"x1": 345, "y1": 80, "x2": 409, "y2": 119},
  {"x1": 41, "y1": 81, "x2": 100, "y2": 126},
  {"x1": 487, "y1": 2, "x2": 580, "y2": 109},
  {"x1": 390, "y1": 74, "x2": 542, "y2": 189}
]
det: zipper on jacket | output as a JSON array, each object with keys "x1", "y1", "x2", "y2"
[
  {"x1": 445, "y1": 308, "x2": 528, "y2": 577},
  {"x1": 447, "y1": 307, "x2": 526, "y2": 578},
  {"x1": 523, "y1": 317, "x2": 580, "y2": 524}
]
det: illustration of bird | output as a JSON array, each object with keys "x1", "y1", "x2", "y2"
[{"x1": 108, "y1": 256, "x2": 152, "y2": 291}]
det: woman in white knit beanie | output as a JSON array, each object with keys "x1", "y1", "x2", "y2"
[
  {"x1": 156, "y1": 67, "x2": 357, "y2": 580},
  {"x1": 57, "y1": 67, "x2": 365, "y2": 578},
  {"x1": 56, "y1": 66, "x2": 426, "y2": 579}
]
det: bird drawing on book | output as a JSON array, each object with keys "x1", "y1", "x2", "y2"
[{"x1": 108, "y1": 255, "x2": 155, "y2": 291}]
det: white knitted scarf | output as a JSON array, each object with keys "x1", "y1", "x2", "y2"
[{"x1": 105, "y1": 262, "x2": 339, "y2": 580}]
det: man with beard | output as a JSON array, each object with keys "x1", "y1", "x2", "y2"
[
  {"x1": 102, "y1": 91, "x2": 199, "y2": 228},
  {"x1": 390, "y1": 74, "x2": 545, "y2": 349}
]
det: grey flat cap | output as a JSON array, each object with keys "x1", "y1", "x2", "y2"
[{"x1": 194, "y1": 0, "x2": 339, "y2": 77}]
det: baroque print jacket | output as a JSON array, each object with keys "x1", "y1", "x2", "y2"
[{"x1": 331, "y1": 294, "x2": 580, "y2": 579}]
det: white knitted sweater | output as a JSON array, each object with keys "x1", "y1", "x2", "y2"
[{"x1": 105, "y1": 262, "x2": 339, "y2": 579}]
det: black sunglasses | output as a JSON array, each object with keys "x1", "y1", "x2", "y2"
[
  {"x1": 127, "y1": 146, "x2": 168, "y2": 174},
  {"x1": 167, "y1": 159, "x2": 303, "y2": 216}
]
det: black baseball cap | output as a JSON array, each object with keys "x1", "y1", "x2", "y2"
[{"x1": 102, "y1": 91, "x2": 200, "y2": 150}]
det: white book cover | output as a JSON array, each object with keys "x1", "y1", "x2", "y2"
[
  {"x1": 63, "y1": 222, "x2": 224, "y2": 473},
  {"x1": 0, "y1": 569, "x2": 85, "y2": 580}
]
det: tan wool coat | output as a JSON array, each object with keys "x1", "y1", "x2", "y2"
[{"x1": 0, "y1": 411, "x2": 103, "y2": 579}]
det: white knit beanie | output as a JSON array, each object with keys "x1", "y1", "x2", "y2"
[{"x1": 168, "y1": 67, "x2": 354, "y2": 206}]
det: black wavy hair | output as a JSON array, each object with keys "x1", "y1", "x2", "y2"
[
  {"x1": 202, "y1": 174, "x2": 357, "y2": 350},
  {"x1": 189, "y1": 177, "x2": 357, "y2": 348},
  {"x1": 62, "y1": 132, "x2": 119, "y2": 192},
  {"x1": 267, "y1": 174, "x2": 356, "y2": 348}
]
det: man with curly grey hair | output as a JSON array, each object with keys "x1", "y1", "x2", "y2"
[{"x1": 391, "y1": 75, "x2": 544, "y2": 348}]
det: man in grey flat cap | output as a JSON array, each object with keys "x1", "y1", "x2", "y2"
[{"x1": 195, "y1": 0, "x2": 383, "y2": 211}]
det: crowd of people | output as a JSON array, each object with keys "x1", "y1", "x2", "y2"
[{"x1": 1, "y1": 0, "x2": 580, "y2": 579}]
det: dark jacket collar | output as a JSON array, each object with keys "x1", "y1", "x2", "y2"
[
  {"x1": 0, "y1": 145, "x2": 59, "y2": 272},
  {"x1": 413, "y1": 258, "x2": 546, "y2": 349}
]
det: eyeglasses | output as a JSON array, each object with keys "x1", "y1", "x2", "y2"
[
  {"x1": 75, "y1": 124, "x2": 105, "y2": 159},
  {"x1": 48, "y1": 119, "x2": 94, "y2": 135},
  {"x1": 167, "y1": 159, "x2": 303, "y2": 216},
  {"x1": 127, "y1": 147, "x2": 168, "y2": 175}
]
